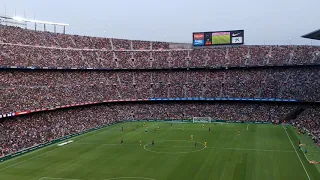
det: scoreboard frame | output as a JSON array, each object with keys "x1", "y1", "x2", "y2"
[{"x1": 193, "y1": 30, "x2": 244, "y2": 47}]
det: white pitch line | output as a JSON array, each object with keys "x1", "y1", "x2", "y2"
[
  {"x1": 283, "y1": 126, "x2": 311, "y2": 180},
  {"x1": 298, "y1": 144, "x2": 316, "y2": 163},
  {"x1": 76, "y1": 122, "x2": 128, "y2": 142},
  {"x1": 0, "y1": 147, "x2": 61, "y2": 172},
  {"x1": 74, "y1": 143, "x2": 122, "y2": 146},
  {"x1": 298, "y1": 146, "x2": 312, "y2": 162},
  {"x1": 43, "y1": 123, "x2": 154, "y2": 179},
  {"x1": 0, "y1": 123, "x2": 124, "y2": 172},
  {"x1": 210, "y1": 147, "x2": 294, "y2": 153},
  {"x1": 74, "y1": 123, "x2": 160, "y2": 146},
  {"x1": 74, "y1": 142, "x2": 294, "y2": 153},
  {"x1": 143, "y1": 140, "x2": 207, "y2": 154},
  {"x1": 304, "y1": 153, "x2": 312, "y2": 162}
]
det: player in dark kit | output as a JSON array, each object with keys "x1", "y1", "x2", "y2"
[
  {"x1": 195, "y1": 142, "x2": 197, "y2": 147},
  {"x1": 209, "y1": 127, "x2": 211, "y2": 131},
  {"x1": 122, "y1": 126, "x2": 123, "y2": 132},
  {"x1": 152, "y1": 140, "x2": 155, "y2": 146},
  {"x1": 121, "y1": 139, "x2": 123, "y2": 144}
]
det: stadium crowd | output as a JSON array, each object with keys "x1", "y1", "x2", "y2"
[
  {"x1": 0, "y1": 25, "x2": 319, "y2": 158},
  {"x1": 292, "y1": 106, "x2": 320, "y2": 143},
  {"x1": 0, "y1": 68, "x2": 320, "y2": 113},
  {"x1": 0, "y1": 102, "x2": 307, "y2": 156},
  {"x1": 0, "y1": 25, "x2": 319, "y2": 69},
  {"x1": 1, "y1": 44, "x2": 319, "y2": 69},
  {"x1": 0, "y1": 25, "x2": 169, "y2": 50}
]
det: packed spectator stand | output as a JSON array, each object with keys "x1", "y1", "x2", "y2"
[
  {"x1": 1, "y1": 68, "x2": 320, "y2": 113},
  {"x1": 1, "y1": 26, "x2": 319, "y2": 69},
  {"x1": 0, "y1": 25, "x2": 320, "y2": 157},
  {"x1": 292, "y1": 106, "x2": 320, "y2": 144}
]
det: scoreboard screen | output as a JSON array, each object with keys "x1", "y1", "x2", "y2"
[{"x1": 193, "y1": 30, "x2": 244, "y2": 46}]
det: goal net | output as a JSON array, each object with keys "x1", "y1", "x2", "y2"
[{"x1": 192, "y1": 117, "x2": 211, "y2": 123}]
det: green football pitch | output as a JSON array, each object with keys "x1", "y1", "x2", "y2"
[{"x1": 0, "y1": 122, "x2": 320, "y2": 180}]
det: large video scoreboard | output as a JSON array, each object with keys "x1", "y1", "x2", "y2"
[{"x1": 193, "y1": 30, "x2": 244, "y2": 46}]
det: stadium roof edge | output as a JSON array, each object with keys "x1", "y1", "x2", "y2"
[
  {"x1": 12, "y1": 16, "x2": 69, "y2": 26},
  {"x1": 301, "y1": 29, "x2": 320, "y2": 40}
]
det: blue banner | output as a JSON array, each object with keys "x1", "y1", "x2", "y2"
[{"x1": 149, "y1": 97, "x2": 298, "y2": 102}]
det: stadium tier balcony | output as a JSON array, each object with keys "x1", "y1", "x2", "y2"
[
  {"x1": 132, "y1": 51, "x2": 152, "y2": 69},
  {"x1": 0, "y1": 25, "x2": 170, "y2": 51},
  {"x1": 151, "y1": 51, "x2": 171, "y2": 68},
  {"x1": 189, "y1": 49, "x2": 206, "y2": 67},
  {"x1": 151, "y1": 41, "x2": 170, "y2": 50},
  {"x1": 111, "y1": 39, "x2": 131, "y2": 50},
  {"x1": 132, "y1": 40, "x2": 151, "y2": 50},
  {"x1": 227, "y1": 46, "x2": 248, "y2": 66},
  {"x1": 1, "y1": 25, "x2": 320, "y2": 69},
  {"x1": 1, "y1": 68, "x2": 320, "y2": 114},
  {"x1": 1, "y1": 45, "x2": 320, "y2": 69},
  {"x1": 205, "y1": 48, "x2": 227, "y2": 67}
]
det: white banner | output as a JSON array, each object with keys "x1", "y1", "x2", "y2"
[{"x1": 232, "y1": 37, "x2": 243, "y2": 44}]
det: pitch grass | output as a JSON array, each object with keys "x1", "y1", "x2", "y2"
[
  {"x1": 212, "y1": 34, "x2": 230, "y2": 44},
  {"x1": 0, "y1": 122, "x2": 320, "y2": 180},
  {"x1": 292, "y1": 127, "x2": 320, "y2": 172}
]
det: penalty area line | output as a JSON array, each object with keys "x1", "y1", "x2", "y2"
[{"x1": 283, "y1": 125, "x2": 311, "y2": 180}]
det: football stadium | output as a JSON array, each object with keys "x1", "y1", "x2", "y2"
[{"x1": 0, "y1": 1, "x2": 320, "y2": 180}]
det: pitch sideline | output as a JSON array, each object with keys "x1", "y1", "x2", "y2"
[{"x1": 283, "y1": 125, "x2": 311, "y2": 180}]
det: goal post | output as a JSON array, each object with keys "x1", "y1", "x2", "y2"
[{"x1": 192, "y1": 117, "x2": 211, "y2": 123}]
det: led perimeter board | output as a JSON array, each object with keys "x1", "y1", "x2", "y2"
[{"x1": 193, "y1": 30, "x2": 244, "y2": 46}]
